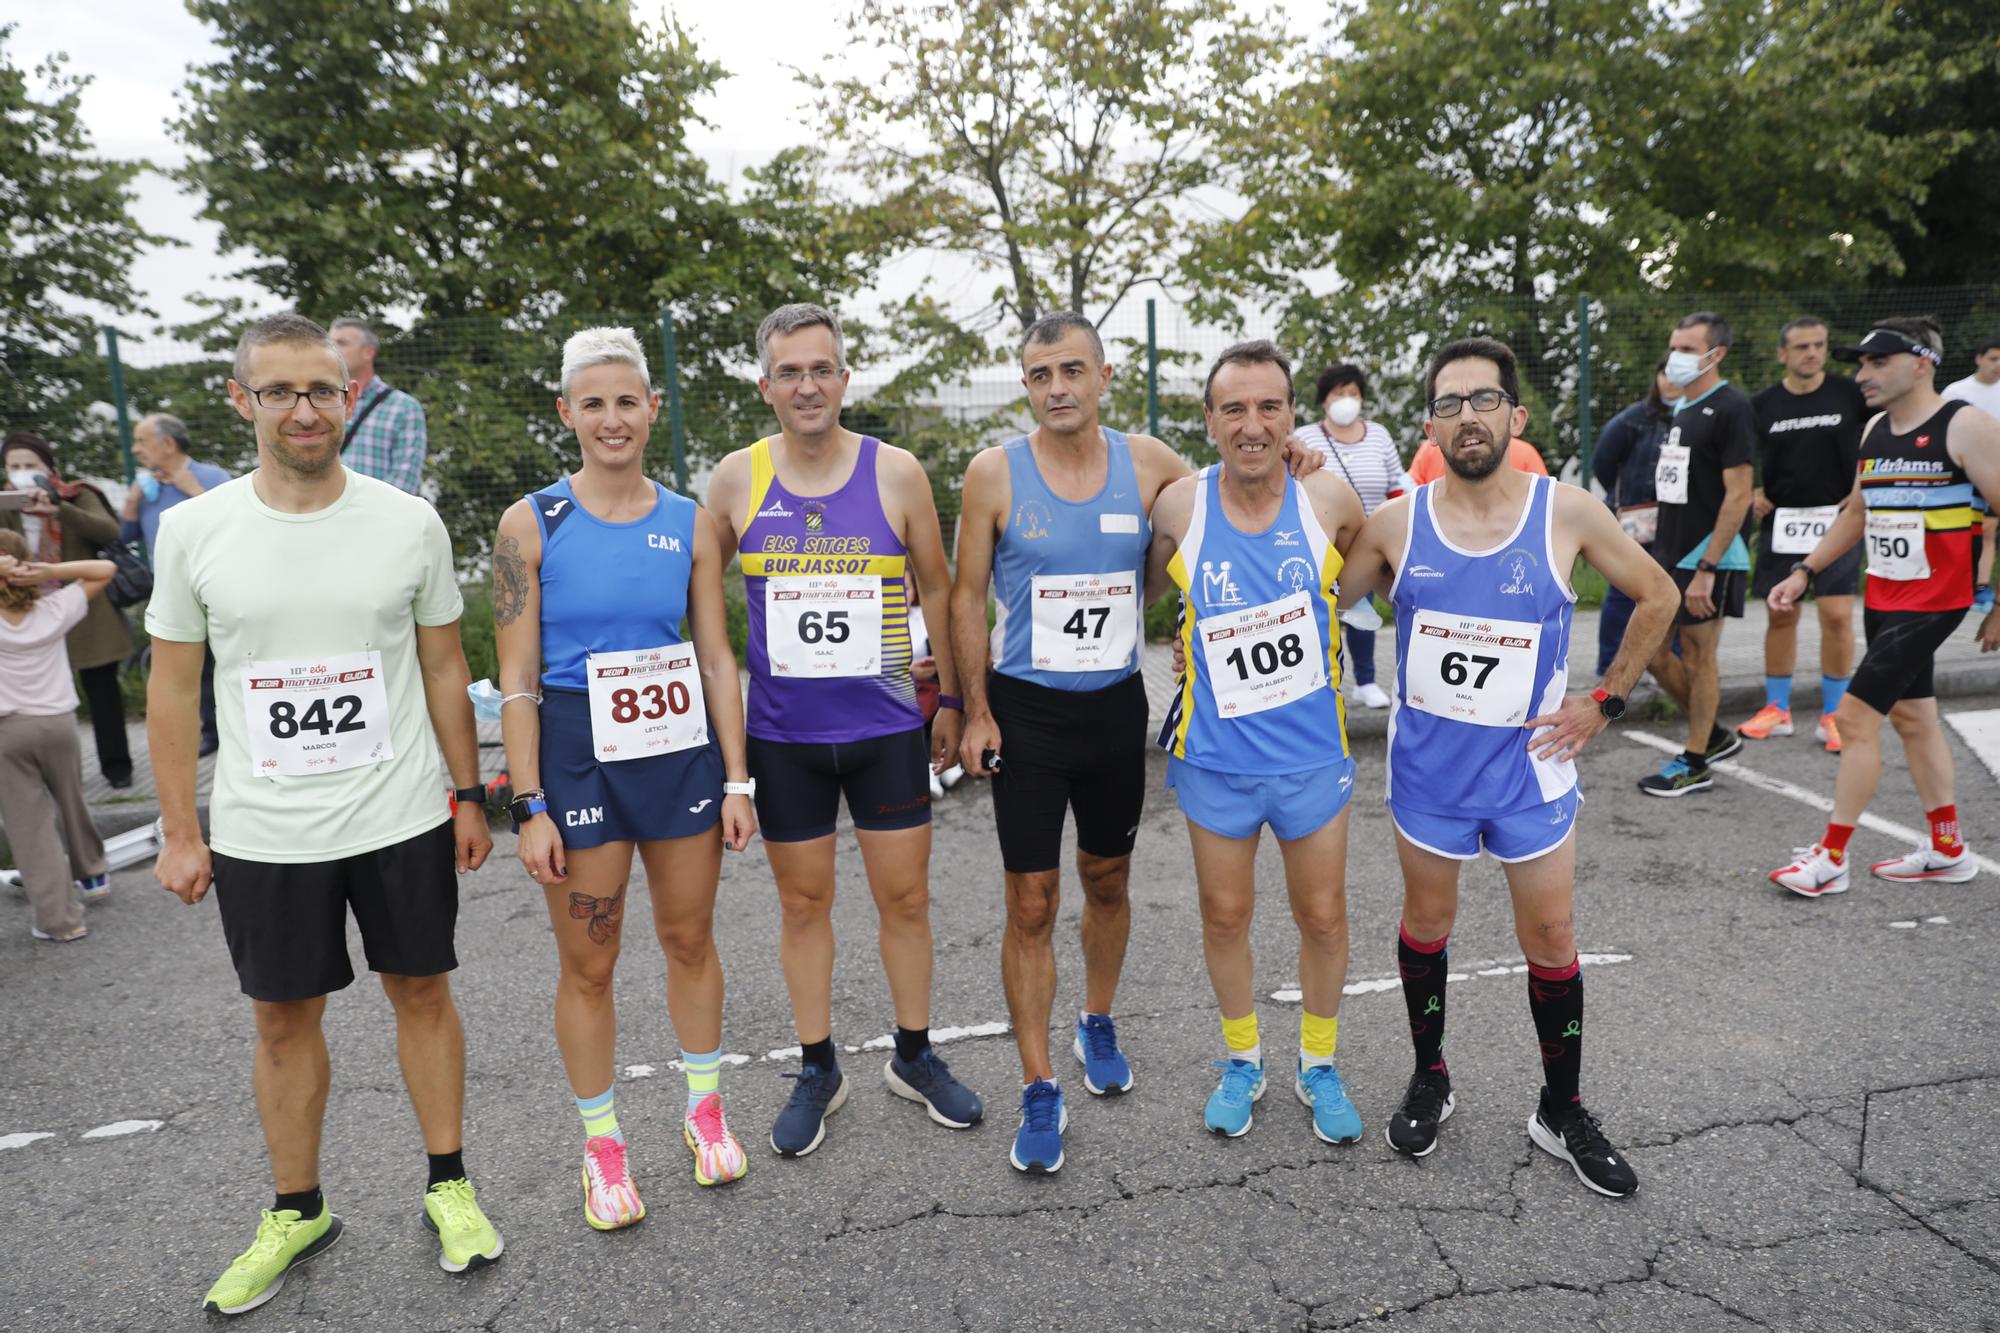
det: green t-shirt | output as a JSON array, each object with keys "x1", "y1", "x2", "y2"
[{"x1": 146, "y1": 469, "x2": 464, "y2": 862}]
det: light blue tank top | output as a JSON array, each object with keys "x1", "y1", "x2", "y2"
[
  {"x1": 989, "y1": 431, "x2": 1150, "y2": 691},
  {"x1": 1158, "y1": 467, "x2": 1346, "y2": 773},
  {"x1": 1387, "y1": 475, "x2": 1577, "y2": 816},
  {"x1": 533, "y1": 477, "x2": 696, "y2": 690}
]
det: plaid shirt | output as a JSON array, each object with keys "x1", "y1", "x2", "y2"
[{"x1": 341, "y1": 376, "x2": 428, "y2": 495}]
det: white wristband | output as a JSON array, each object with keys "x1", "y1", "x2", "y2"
[{"x1": 723, "y1": 780, "x2": 756, "y2": 798}]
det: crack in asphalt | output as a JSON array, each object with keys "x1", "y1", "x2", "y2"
[{"x1": 1856, "y1": 1073, "x2": 2000, "y2": 1278}]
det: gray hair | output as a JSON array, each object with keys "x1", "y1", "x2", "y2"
[
  {"x1": 1777, "y1": 315, "x2": 1826, "y2": 348},
  {"x1": 756, "y1": 303, "x2": 847, "y2": 378},
  {"x1": 138, "y1": 413, "x2": 192, "y2": 454},
  {"x1": 559, "y1": 326, "x2": 652, "y2": 397},
  {"x1": 329, "y1": 318, "x2": 379, "y2": 350},
  {"x1": 234, "y1": 313, "x2": 344, "y2": 383},
  {"x1": 1020, "y1": 312, "x2": 1105, "y2": 366}
]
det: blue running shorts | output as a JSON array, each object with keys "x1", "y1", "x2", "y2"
[
  {"x1": 539, "y1": 687, "x2": 724, "y2": 848},
  {"x1": 1166, "y1": 754, "x2": 1357, "y2": 842},
  {"x1": 1389, "y1": 787, "x2": 1582, "y2": 863}
]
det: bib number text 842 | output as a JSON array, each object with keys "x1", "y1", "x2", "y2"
[{"x1": 268, "y1": 695, "x2": 365, "y2": 738}]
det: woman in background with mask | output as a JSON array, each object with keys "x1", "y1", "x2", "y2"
[
  {"x1": 2, "y1": 432, "x2": 134, "y2": 787},
  {"x1": 1293, "y1": 364, "x2": 1410, "y2": 709}
]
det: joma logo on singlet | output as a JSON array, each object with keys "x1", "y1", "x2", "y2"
[{"x1": 648, "y1": 534, "x2": 684, "y2": 552}]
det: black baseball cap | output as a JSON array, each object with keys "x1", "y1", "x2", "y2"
[{"x1": 1833, "y1": 328, "x2": 1942, "y2": 364}]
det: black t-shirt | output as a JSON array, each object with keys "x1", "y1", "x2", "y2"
[
  {"x1": 1753, "y1": 375, "x2": 1866, "y2": 511},
  {"x1": 1656, "y1": 383, "x2": 1757, "y2": 567}
]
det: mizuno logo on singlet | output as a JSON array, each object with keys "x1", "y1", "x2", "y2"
[
  {"x1": 1407, "y1": 564, "x2": 1445, "y2": 578},
  {"x1": 1273, "y1": 528, "x2": 1300, "y2": 547},
  {"x1": 757, "y1": 500, "x2": 794, "y2": 518},
  {"x1": 544, "y1": 499, "x2": 569, "y2": 517}
]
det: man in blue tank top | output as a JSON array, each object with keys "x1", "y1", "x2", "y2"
[
  {"x1": 1147, "y1": 341, "x2": 1370, "y2": 1148},
  {"x1": 1338, "y1": 337, "x2": 1677, "y2": 1198},
  {"x1": 951, "y1": 315, "x2": 1325, "y2": 1173}
]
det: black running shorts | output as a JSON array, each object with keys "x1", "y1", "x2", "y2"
[
  {"x1": 1753, "y1": 535, "x2": 1862, "y2": 599},
  {"x1": 212, "y1": 820, "x2": 459, "y2": 1003},
  {"x1": 746, "y1": 726, "x2": 932, "y2": 842},
  {"x1": 986, "y1": 670, "x2": 1149, "y2": 875},
  {"x1": 1669, "y1": 566, "x2": 1746, "y2": 625},
  {"x1": 1846, "y1": 607, "x2": 1968, "y2": 716}
]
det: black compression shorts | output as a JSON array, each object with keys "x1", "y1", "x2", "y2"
[
  {"x1": 747, "y1": 726, "x2": 932, "y2": 842},
  {"x1": 1846, "y1": 608, "x2": 1968, "y2": 716},
  {"x1": 986, "y1": 670, "x2": 1149, "y2": 874}
]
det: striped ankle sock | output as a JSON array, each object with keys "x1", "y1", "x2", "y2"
[
  {"x1": 682, "y1": 1046, "x2": 723, "y2": 1113},
  {"x1": 576, "y1": 1087, "x2": 621, "y2": 1144}
]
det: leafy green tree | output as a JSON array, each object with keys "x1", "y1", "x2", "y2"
[{"x1": 0, "y1": 24, "x2": 167, "y2": 440}]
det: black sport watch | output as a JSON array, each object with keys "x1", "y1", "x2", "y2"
[
  {"x1": 1695, "y1": 558, "x2": 1720, "y2": 574},
  {"x1": 1591, "y1": 686, "x2": 1626, "y2": 721}
]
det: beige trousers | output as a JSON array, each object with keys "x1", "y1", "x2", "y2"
[{"x1": 0, "y1": 712, "x2": 107, "y2": 937}]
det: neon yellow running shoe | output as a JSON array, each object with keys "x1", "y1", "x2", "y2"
[
  {"x1": 201, "y1": 1204, "x2": 342, "y2": 1315},
  {"x1": 422, "y1": 1178, "x2": 504, "y2": 1272}
]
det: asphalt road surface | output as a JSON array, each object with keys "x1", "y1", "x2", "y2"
[{"x1": 5, "y1": 692, "x2": 2000, "y2": 1331}]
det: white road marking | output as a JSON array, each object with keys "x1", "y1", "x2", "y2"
[
  {"x1": 1626, "y1": 732, "x2": 2000, "y2": 876},
  {"x1": 622, "y1": 1064, "x2": 657, "y2": 1079},
  {"x1": 1271, "y1": 953, "x2": 1631, "y2": 1003},
  {"x1": 0, "y1": 1133, "x2": 54, "y2": 1151},
  {"x1": 1888, "y1": 916, "x2": 1952, "y2": 930},
  {"x1": 80, "y1": 1120, "x2": 162, "y2": 1138},
  {"x1": 1945, "y1": 708, "x2": 2000, "y2": 784},
  {"x1": 1926, "y1": 915, "x2": 1950, "y2": 924},
  {"x1": 1890, "y1": 921, "x2": 1919, "y2": 930}
]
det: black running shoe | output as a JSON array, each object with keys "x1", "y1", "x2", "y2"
[
  {"x1": 1704, "y1": 727, "x2": 1744, "y2": 764},
  {"x1": 1527, "y1": 1091, "x2": 1638, "y2": 1198},
  {"x1": 1384, "y1": 1069, "x2": 1454, "y2": 1157}
]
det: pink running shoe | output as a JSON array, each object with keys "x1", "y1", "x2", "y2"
[
  {"x1": 684, "y1": 1093, "x2": 748, "y2": 1187},
  {"x1": 581, "y1": 1135, "x2": 644, "y2": 1231},
  {"x1": 1737, "y1": 704, "x2": 1793, "y2": 740}
]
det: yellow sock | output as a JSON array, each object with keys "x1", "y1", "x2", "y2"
[
  {"x1": 1221, "y1": 1011, "x2": 1260, "y2": 1066},
  {"x1": 1301, "y1": 1011, "x2": 1339, "y2": 1067}
]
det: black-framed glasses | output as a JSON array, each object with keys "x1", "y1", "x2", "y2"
[
  {"x1": 770, "y1": 366, "x2": 843, "y2": 386},
  {"x1": 247, "y1": 385, "x2": 347, "y2": 411},
  {"x1": 1427, "y1": 388, "x2": 1515, "y2": 418}
]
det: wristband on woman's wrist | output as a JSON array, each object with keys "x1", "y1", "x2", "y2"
[{"x1": 936, "y1": 694, "x2": 963, "y2": 711}]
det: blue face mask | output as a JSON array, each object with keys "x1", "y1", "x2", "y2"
[
  {"x1": 1664, "y1": 349, "x2": 1710, "y2": 387},
  {"x1": 137, "y1": 473, "x2": 161, "y2": 501}
]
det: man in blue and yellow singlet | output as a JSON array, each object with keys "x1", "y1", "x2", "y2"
[
  {"x1": 1146, "y1": 340, "x2": 1370, "y2": 1146},
  {"x1": 1339, "y1": 336, "x2": 1677, "y2": 1198}
]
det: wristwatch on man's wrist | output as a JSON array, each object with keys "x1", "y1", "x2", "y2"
[
  {"x1": 1695, "y1": 558, "x2": 1719, "y2": 574},
  {"x1": 452, "y1": 785, "x2": 487, "y2": 807},
  {"x1": 1591, "y1": 686, "x2": 1627, "y2": 722}
]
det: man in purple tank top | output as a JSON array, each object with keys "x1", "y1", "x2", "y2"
[{"x1": 708, "y1": 303, "x2": 981, "y2": 1158}]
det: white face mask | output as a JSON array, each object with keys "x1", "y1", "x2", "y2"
[
  {"x1": 1664, "y1": 349, "x2": 1710, "y2": 387},
  {"x1": 7, "y1": 469, "x2": 42, "y2": 492},
  {"x1": 1326, "y1": 397, "x2": 1363, "y2": 426}
]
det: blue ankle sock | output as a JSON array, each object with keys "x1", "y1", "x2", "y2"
[
  {"x1": 1821, "y1": 674, "x2": 1851, "y2": 714},
  {"x1": 1765, "y1": 675, "x2": 1793, "y2": 711}
]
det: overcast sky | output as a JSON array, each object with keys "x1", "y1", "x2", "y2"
[{"x1": 12, "y1": 2, "x2": 1334, "y2": 343}]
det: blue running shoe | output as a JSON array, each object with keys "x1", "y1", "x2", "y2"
[
  {"x1": 76, "y1": 874, "x2": 110, "y2": 902},
  {"x1": 884, "y1": 1048, "x2": 983, "y2": 1128},
  {"x1": 1010, "y1": 1079, "x2": 1067, "y2": 1173},
  {"x1": 770, "y1": 1063, "x2": 848, "y2": 1157},
  {"x1": 1295, "y1": 1060, "x2": 1363, "y2": 1144},
  {"x1": 1072, "y1": 1014, "x2": 1133, "y2": 1096},
  {"x1": 1203, "y1": 1059, "x2": 1265, "y2": 1137}
]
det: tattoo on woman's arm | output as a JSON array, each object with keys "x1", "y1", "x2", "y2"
[{"x1": 493, "y1": 535, "x2": 528, "y2": 628}]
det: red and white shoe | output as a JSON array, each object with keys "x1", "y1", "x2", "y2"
[
  {"x1": 1770, "y1": 845, "x2": 1849, "y2": 898},
  {"x1": 684, "y1": 1093, "x2": 748, "y2": 1187},
  {"x1": 1816, "y1": 715, "x2": 1842, "y2": 753},
  {"x1": 581, "y1": 1135, "x2": 645, "y2": 1230},
  {"x1": 1870, "y1": 846, "x2": 1978, "y2": 883},
  {"x1": 1737, "y1": 704, "x2": 1794, "y2": 740}
]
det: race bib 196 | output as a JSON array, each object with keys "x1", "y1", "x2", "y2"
[
  {"x1": 586, "y1": 645, "x2": 707, "y2": 762},
  {"x1": 1198, "y1": 591, "x2": 1326, "y2": 720},
  {"x1": 1403, "y1": 610, "x2": 1541, "y2": 728},
  {"x1": 1864, "y1": 510, "x2": 1929, "y2": 581},
  {"x1": 1654, "y1": 438, "x2": 1690, "y2": 506},
  {"x1": 1772, "y1": 505, "x2": 1838, "y2": 556},
  {"x1": 764, "y1": 575, "x2": 883, "y2": 677},
  {"x1": 242, "y1": 650, "x2": 393, "y2": 778},
  {"x1": 1030, "y1": 571, "x2": 1139, "y2": 673}
]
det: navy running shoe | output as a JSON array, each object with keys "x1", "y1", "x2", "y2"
[
  {"x1": 770, "y1": 1063, "x2": 848, "y2": 1157},
  {"x1": 1010, "y1": 1079, "x2": 1067, "y2": 1173},
  {"x1": 884, "y1": 1048, "x2": 983, "y2": 1128},
  {"x1": 1072, "y1": 1014, "x2": 1134, "y2": 1095}
]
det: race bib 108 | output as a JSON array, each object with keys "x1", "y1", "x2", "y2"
[{"x1": 1198, "y1": 590, "x2": 1327, "y2": 720}]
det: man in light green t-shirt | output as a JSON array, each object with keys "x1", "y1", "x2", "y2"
[{"x1": 147, "y1": 313, "x2": 504, "y2": 1314}]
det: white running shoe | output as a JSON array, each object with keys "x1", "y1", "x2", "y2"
[
  {"x1": 1352, "y1": 682, "x2": 1392, "y2": 710},
  {"x1": 939, "y1": 763, "x2": 965, "y2": 791},
  {"x1": 1870, "y1": 846, "x2": 1978, "y2": 883},
  {"x1": 929, "y1": 771, "x2": 945, "y2": 800},
  {"x1": 1769, "y1": 845, "x2": 1849, "y2": 898}
]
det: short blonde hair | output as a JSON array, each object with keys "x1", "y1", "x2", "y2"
[
  {"x1": 560, "y1": 327, "x2": 652, "y2": 397},
  {"x1": 0, "y1": 529, "x2": 36, "y2": 611}
]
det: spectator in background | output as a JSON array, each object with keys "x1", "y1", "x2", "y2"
[
  {"x1": 2, "y1": 432, "x2": 135, "y2": 787},
  {"x1": 1407, "y1": 429, "x2": 1547, "y2": 485},
  {"x1": 1590, "y1": 355, "x2": 1678, "y2": 676},
  {"x1": 1293, "y1": 363, "x2": 1408, "y2": 708},
  {"x1": 1942, "y1": 335, "x2": 2000, "y2": 610},
  {"x1": 330, "y1": 318, "x2": 428, "y2": 494},
  {"x1": 122, "y1": 413, "x2": 232, "y2": 755},
  {"x1": 0, "y1": 533, "x2": 116, "y2": 941}
]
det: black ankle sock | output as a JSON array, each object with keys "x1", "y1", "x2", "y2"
[
  {"x1": 1681, "y1": 749, "x2": 1708, "y2": 771},
  {"x1": 426, "y1": 1150, "x2": 465, "y2": 1189},
  {"x1": 1527, "y1": 959, "x2": 1585, "y2": 1111},
  {"x1": 1397, "y1": 924, "x2": 1450, "y2": 1079},
  {"x1": 893, "y1": 1025, "x2": 930, "y2": 1063},
  {"x1": 800, "y1": 1036, "x2": 837, "y2": 1071},
  {"x1": 274, "y1": 1186, "x2": 323, "y2": 1218}
]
